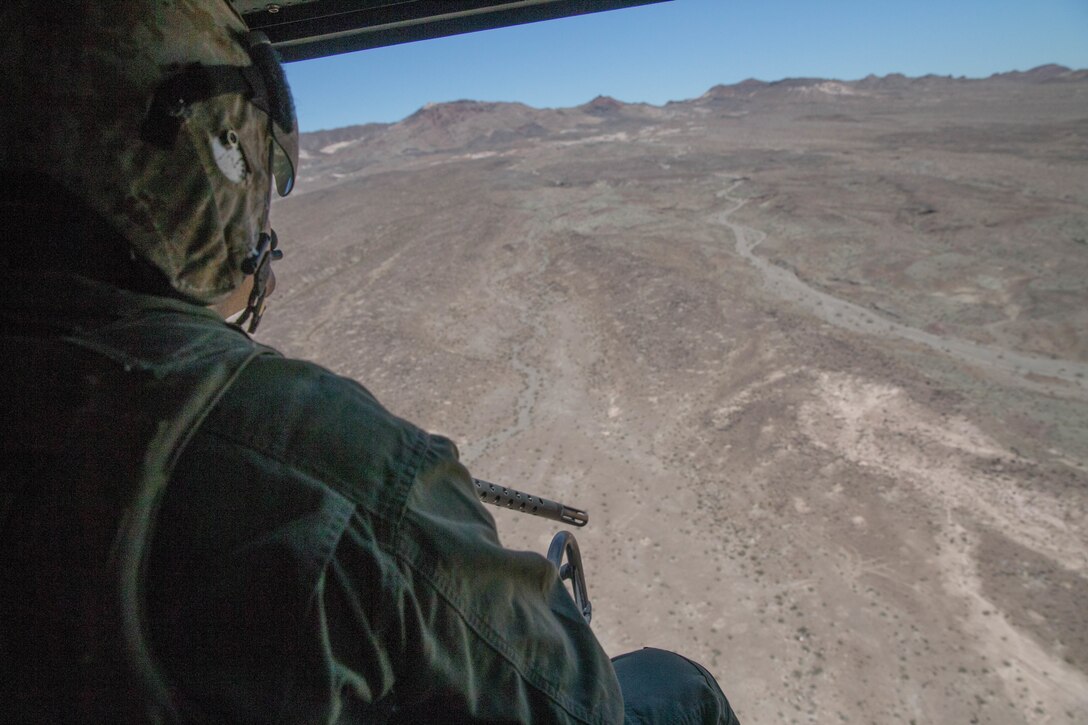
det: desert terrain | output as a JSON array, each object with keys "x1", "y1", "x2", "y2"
[{"x1": 259, "y1": 65, "x2": 1088, "y2": 723}]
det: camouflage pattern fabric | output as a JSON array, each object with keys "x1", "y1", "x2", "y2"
[{"x1": 0, "y1": 2, "x2": 274, "y2": 304}]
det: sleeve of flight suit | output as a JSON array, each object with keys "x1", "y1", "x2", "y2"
[
  {"x1": 156, "y1": 353, "x2": 623, "y2": 724},
  {"x1": 318, "y1": 393, "x2": 624, "y2": 723},
  {"x1": 322, "y1": 432, "x2": 623, "y2": 724}
]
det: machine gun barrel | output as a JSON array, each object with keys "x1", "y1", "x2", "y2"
[{"x1": 472, "y1": 478, "x2": 588, "y2": 527}]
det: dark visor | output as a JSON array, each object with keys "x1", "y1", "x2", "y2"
[
  {"x1": 244, "y1": 31, "x2": 298, "y2": 196},
  {"x1": 143, "y1": 31, "x2": 299, "y2": 196}
]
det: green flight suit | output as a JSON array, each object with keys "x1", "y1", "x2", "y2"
[{"x1": 0, "y1": 273, "x2": 623, "y2": 723}]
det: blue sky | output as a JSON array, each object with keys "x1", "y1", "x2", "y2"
[{"x1": 285, "y1": 0, "x2": 1088, "y2": 132}]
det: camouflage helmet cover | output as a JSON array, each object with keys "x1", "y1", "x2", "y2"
[{"x1": 0, "y1": 1, "x2": 295, "y2": 304}]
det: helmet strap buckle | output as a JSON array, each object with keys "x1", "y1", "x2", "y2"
[{"x1": 236, "y1": 229, "x2": 282, "y2": 333}]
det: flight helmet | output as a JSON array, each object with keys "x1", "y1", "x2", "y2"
[{"x1": 0, "y1": 1, "x2": 298, "y2": 310}]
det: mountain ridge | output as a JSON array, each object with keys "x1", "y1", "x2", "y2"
[
  {"x1": 292, "y1": 64, "x2": 1087, "y2": 192},
  {"x1": 301, "y1": 64, "x2": 1083, "y2": 139}
]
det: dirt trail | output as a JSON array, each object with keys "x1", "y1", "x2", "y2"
[
  {"x1": 459, "y1": 219, "x2": 552, "y2": 464},
  {"x1": 459, "y1": 328, "x2": 544, "y2": 462},
  {"x1": 712, "y1": 182, "x2": 1088, "y2": 400}
]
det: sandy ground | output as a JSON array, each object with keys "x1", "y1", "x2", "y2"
[{"x1": 260, "y1": 74, "x2": 1088, "y2": 723}]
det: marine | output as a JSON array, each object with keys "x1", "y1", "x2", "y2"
[{"x1": 0, "y1": 2, "x2": 738, "y2": 722}]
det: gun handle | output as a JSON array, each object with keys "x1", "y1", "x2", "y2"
[{"x1": 547, "y1": 530, "x2": 592, "y2": 624}]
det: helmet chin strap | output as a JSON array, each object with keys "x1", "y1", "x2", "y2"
[
  {"x1": 235, "y1": 157, "x2": 283, "y2": 334},
  {"x1": 235, "y1": 228, "x2": 281, "y2": 333}
]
